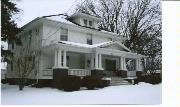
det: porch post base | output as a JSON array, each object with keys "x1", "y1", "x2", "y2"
[
  {"x1": 118, "y1": 70, "x2": 127, "y2": 78},
  {"x1": 53, "y1": 68, "x2": 68, "y2": 89},
  {"x1": 91, "y1": 69, "x2": 104, "y2": 77}
]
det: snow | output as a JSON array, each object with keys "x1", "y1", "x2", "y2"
[
  {"x1": 1, "y1": 82, "x2": 161, "y2": 105},
  {"x1": 46, "y1": 15, "x2": 75, "y2": 25},
  {"x1": 100, "y1": 30, "x2": 119, "y2": 35},
  {"x1": 58, "y1": 41, "x2": 113, "y2": 48}
]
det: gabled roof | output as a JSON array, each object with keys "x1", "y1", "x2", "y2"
[{"x1": 99, "y1": 41, "x2": 131, "y2": 52}]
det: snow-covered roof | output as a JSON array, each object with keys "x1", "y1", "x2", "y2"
[
  {"x1": 45, "y1": 15, "x2": 75, "y2": 25},
  {"x1": 58, "y1": 41, "x2": 113, "y2": 48},
  {"x1": 100, "y1": 30, "x2": 119, "y2": 35},
  {"x1": 44, "y1": 15, "x2": 119, "y2": 36}
]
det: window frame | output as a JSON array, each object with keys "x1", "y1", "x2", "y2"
[
  {"x1": 87, "y1": 34, "x2": 93, "y2": 45},
  {"x1": 60, "y1": 28, "x2": 68, "y2": 41},
  {"x1": 89, "y1": 21, "x2": 92, "y2": 27},
  {"x1": 84, "y1": 19, "x2": 87, "y2": 26}
]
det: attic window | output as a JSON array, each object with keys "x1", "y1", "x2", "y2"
[
  {"x1": 84, "y1": 19, "x2": 87, "y2": 26},
  {"x1": 89, "y1": 21, "x2": 92, "y2": 26}
]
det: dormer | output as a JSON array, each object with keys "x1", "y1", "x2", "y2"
[{"x1": 68, "y1": 13, "x2": 101, "y2": 29}]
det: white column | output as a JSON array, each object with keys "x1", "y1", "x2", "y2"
[
  {"x1": 99, "y1": 54, "x2": 102, "y2": 69},
  {"x1": 123, "y1": 57, "x2": 127, "y2": 70},
  {"x1": 63, "y1": 50, "x2": 67, "y2": 67},
  {"x1": 91, "y1": 54, "x2": 94, "y2": 69},
  {"x1": 54, "y1": 50, "x2": 58, "y2": 67},
  {"x1": 57, "y1": 50, "x2": 62, "y2": 68},
  {"x1": 120, "y1": 57, "x2": 124, "y2": 70},
  {"x1": 95, "y1": 53, "x2": 98, "y2": 69},
  {"x1": 136, "y1": 58, "x2": 139, "y2": 71}
]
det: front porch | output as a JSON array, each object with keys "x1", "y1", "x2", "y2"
[{"x1": 42, "y1": 46, "x2": 144, "y2": 79}]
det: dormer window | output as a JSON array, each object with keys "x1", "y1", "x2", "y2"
[
  {"x1": 84, "y1": 19, "x2": 87, "y2": 26},
  {"x1": 89, "y1": 21, "x2": 92, "y2": 27}
]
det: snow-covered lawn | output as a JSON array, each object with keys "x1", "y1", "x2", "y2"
[{"x1": 1, "y1": 82, "x2": 161, "y2": 105}]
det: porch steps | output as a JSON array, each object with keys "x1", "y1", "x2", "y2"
[{"x1": 110, "y1": 77, "x2": 131, "y2": 86}]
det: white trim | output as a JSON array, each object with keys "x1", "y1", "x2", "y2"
[
  {"x1": 63, "y1": 50, "x2": 67, "y2": 67},
  {"x1": 57, "y1": 50, "x2": 62, "y2": 68},
  {"x1": 99, "y1": 41, "x2": 131, "y2": 52}
]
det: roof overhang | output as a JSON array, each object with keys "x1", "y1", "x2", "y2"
[{"x1": 41, "y1": 41, "x2": 147, "y2": 59}]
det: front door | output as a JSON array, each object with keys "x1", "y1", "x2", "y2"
[{"x1": 105, "y1": 59, "x2": 116, "y2": 76}]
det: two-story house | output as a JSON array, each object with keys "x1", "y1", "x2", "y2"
[{"x1": 6, "y1": 12, "x2": 146, "y2": 85}]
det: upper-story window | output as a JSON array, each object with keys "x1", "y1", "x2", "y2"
[
  {"x1": 87, "y1": 34, "x2": 92, "y2": 45},
  {"x1": 60, "y1": 28, "x2": 68, "y2": 41},
  {"x1": 89, "y1": 21, "x2": 92, "y2": 27},
  {"x1": 84, "y1": 19, "x2": 87, "y2": 26}
]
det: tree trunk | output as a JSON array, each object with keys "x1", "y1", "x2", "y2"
[{"x1": 18, "y1": 78, "x2": 25, "y2": 91}]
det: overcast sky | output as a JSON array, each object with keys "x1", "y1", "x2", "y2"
[{"x1": 15, "y1": 0, "x2": 84, "y2": 27}]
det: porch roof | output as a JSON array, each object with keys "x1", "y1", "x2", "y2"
[
  {"x1": 42, "y1": 41, "x2": 147, "y2": 58},
  {"x1": 58, "y1": 41, "x2": 113, "y2": 48}
]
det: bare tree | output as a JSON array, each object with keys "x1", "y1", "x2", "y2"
[
  {"x1": 12, "y1": 31, "x2": 40, "y2": 90},
  {"x1": 76, "y1": 0, "x2": 124, "y2": 33},
  {"x1": 76, "y1": 0, "x2": 162, "y2": 75}
]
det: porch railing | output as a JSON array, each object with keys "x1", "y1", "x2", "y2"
[
  {"x1": 68, "y1": 69, "x2": 91, "y2": 77},
  {"x1": 127, "y1": 71, "x2": 136, "y2": 77},
  {"x1": 43, "y1": 69, "x2": 91, "y2": 77},
  {"x1": 43, "y1": 69, "x2": 53, "y2": 76}
]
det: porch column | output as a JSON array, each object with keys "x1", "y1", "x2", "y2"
[
  {"x1": 63, "y1": 50, "x2": 67, "y2": 67},
  {"x1": 95, "y1": 53, "x2": 98, "y2": 69},
  {"x1": 54, "y1": 50, "x2": 58, "y2": 67},
  {"x1": 57, "y1": 49, "x2": 62, "y2": 68},
  {"x1": 123, "y1": 57, "x2": 127, "y2": 70},
  {"x1": 136, "y1": 58, "x2": 140, "y2": 71},
  {"x1": 91, "y1": 54, "x2": 94, "y2": 69},
  {"x1": 98, "y1": 54, "x2": 102, "y2": 69},
  {"x1": 120, "y1": 57, "x2": 127, "y2": 70}
]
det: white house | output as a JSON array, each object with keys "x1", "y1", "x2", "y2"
[{"x1": 6, "y1": 13, "x2": 147, "y2": 84}]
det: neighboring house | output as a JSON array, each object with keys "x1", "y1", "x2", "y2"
[{"x1": 6, "y1": 12, "x2": 147, "y2": 84}]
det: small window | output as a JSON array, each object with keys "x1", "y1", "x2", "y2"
[
  {"x1": 60, "y1": 28, "x2": 68, "y2": 41},
  {"x1": 84, "y1": 19, "x2": 87, "y2": 26},
  {"x1": 87, "y1": 34, "x2": 92, "y2": 45},
  {"x1": 35, "y1": 28, "x2": 39, "y2": 35},
  {"x1": 89, "y1": 21, "x2": 92, "y2": 26}
]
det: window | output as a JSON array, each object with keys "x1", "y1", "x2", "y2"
[
  {"x1": 87, "y1": 34, "x2": 92, "y2": 45},
  {"x1": 126, "y1": 58, "x2": 136, "y2": 71},
  {"x1": 84, "y1": 19, "x2": 87, "y2": 26},
  {"x1": 89, "y1": 21, "x2": 92, "y2": 27},
  {"x1": 60, "y1": 28, "x2": 68, "y2": 41},
  {"x1": 35, "y1": 28, "x2": 39, "y2": 35}
]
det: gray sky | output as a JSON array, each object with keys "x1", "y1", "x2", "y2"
[{"x1": 15, "y1": 0, "x2": 84, "y2": 27}]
